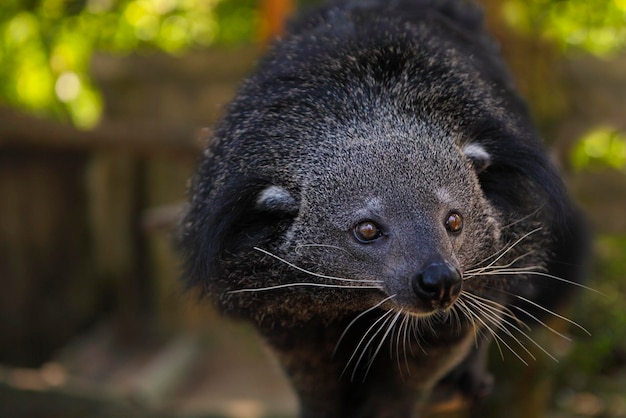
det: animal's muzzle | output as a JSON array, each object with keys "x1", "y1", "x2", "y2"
[{"x1": 412, "y1": 261, "x2": 462, "y2": 310}]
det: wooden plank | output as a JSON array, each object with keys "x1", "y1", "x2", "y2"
[{"x1": 0, "y1": 108, "x2": 203, "y2": 157}]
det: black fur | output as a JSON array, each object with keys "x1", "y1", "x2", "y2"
[{"x1": 178, "y1": 0, "x2": 589, "y2": 416}]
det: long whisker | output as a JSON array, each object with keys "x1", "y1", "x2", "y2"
[
  {"x1": 464, "y1": 292, "x2": 558, "y2": 362},
  {"x1": 500, "y1": 207, "x2": 543, "y2": 230},
  {"x1": 461, "y1": 296, "x2": 529, "y2": 365},
  {"x1": 508, "y1": 303, "x2": 572, "y2": 341},
  {"x1": 455, "y1": 298, "x2": 480, "y2": 347},
  {"x1": 364, "y1": 310, "x2": 403, "y2": 380},
  {"x1": 347, "y1": 310, "x2": 395, "y2": 382},
  {"x1": 475, "y1": 227, "x2": 543, "y2": 271},
  {"x1": 450, "y1": 304, "x2": 462, "y2": 334},
  {"x1": 229, "y1": 246, "x2": 386, "y2": 293},
  {"x1": 466, "y1": 267, "x2": 599, "y2": 294},
  {"x1": 400, "y1": 313, "x2": 412, "y2": 377},
  {"x1": 500, "y1": 290, "x2": 592, "y2": 336},
  {"x1": 464, "y1": 251, "x2": 537, "y2": 275},
  {"x1": 466, "y1": 304, "x2": 506, "y2": 361},
  {"x1": 391, "y1": 313, "x2": 402, "y2": 375},
  {"x1": 463, "y1": 292, "x2": 529, "y2": 332},
  {"x1": 254, "y1": 247, "x2": 383, "y2": 284},
  {"x1": 409, "y1": 317, "x2": 427, "y2": 355},
  {"x1": 334, "y1": 295, "x2": 397, "y2": 357},
  {"x1": 228, "y1": 282, "x2": 379, "y2": 294},
  {"x1": 465, "y1": 227, "x2": 543, "y2": 273}
]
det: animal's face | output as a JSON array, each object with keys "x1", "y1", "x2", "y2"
[{"x1": 255, "y1": 120, "x2": 501, "y2": 318}]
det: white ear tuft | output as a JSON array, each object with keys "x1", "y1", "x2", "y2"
[
  {"x1": 462, "y1": 143, "x2": 492, "y2": 173},
  {"x1": 256, "y1": 186, "x2": 298, "y2": 213}
]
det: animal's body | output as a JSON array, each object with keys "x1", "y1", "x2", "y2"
[{"x1": 179, "y1": 0, "x2": 589, "y2": 416}]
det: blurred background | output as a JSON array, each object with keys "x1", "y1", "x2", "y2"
[{"x1": 0, "y1": 0, "x2": 625, "y2": 417}]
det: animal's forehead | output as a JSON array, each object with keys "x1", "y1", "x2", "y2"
[
  {"x1": 300, "y1": 137, "x2": 478, "y2": 230},
  {"x1": 309, "y1": 136, "x2": 469, "y2": 192}
]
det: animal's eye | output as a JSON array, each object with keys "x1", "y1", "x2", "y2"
[
  {"x1": 445, "y1": 212, "x2": 463, "y2": 234},
  {"x1": 354, "y1": 221, "x2": 383, "y2": 243}
]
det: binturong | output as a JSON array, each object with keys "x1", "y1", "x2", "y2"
[{"x1": 178, "y1": 0, "x2": 591, "y2": 416}]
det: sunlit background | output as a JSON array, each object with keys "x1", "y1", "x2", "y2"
[
  {"x1": 2, "y1": 0, "x2": 626, "y2": 165},
  {"x1": 1, "y1": 1, "x2": 625, "y2": 417}
]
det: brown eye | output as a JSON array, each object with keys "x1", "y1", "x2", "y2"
[
  {"x1": 445, "y1": 212, "x2": 463, "y2": 234},
  {"x1": 354, "y1": 221, "x2": 383, "y2": 243}
]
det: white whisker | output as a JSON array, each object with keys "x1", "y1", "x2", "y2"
[
  {"x1": 477, "y1": 227, "x2": 543, "y2": 272},
  {"x1": 458, "y1": 293, "x2": 535, "y2": 366},
  {"x1": 509, "y1": 293, "x2": 591, "y2": 336},
  {"x1": 507, "y1": 303, "x2": 572, "y2": 341},
  {"x1": 462, "y1": 296, "x2": 529, "y2": 365},
  {"x1": 455, "y1": 298, "x2": 479, "y2": 347},
  {"x1": 466, "y1": 267, "x2": 599, "y2": 294},
  {"x1": 254, "y1": 246, "x2": 383, "y2": 284},
  {"x1": 468, "y1": 305, "x2": 505, "y2": 361},
  {"x1": 500, "y1": 207, "x2": 543, "y2": 230},
  {"x1": 254, "y1": 247, "x2": 382, "y2": 284},
  {"x1": 334, "y1": 295, "x2": 397, "y2": 357},
  {"x1": 463, "y1": 292, "x2": 528, "y2": 331},
  {"x1": 466, "y1": 227, "x2": 543, "y2": 271},
  {"x1": 228, "y1": 282, "x2": 381, "y2": 294},
  {"x1": 409, "y1": 317, "x2": 427, "y2": 355},
  {"x1": 364, "y1": 310, "x2": 403, "y2": 380},
  {"x1": 348, "y1": 310, "x2": 395, "y2": 382},
  {"x1": 464, "y1": 251, "x2": 537, "y2": 276},
  {"x1": 464, "y1": 292, "x2": 558, "y2": 362},
  {"x1": 400, "y1": 313, "x2": 412, "y2": 377}
]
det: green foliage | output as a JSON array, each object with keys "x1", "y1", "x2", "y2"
[
  {"x1": 503, "y1": 0, "x2": 626, "y2": 56},
  {"x1": 2, "y1": 0, "x2": 625, "y2": 128},
  {"x1": 0, "y1": 0, "x2": 258, "y2": 128},
  {"x1": 571, "y1": 127, "x2": 626, "y2": 172}
]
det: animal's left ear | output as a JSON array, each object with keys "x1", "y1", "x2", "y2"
[{"x1": 461, "y1": 142, "x2": 492, "y2": 174}]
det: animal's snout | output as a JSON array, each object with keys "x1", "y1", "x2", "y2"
[{"x1": 412, "y1": 261, "x2": 462, "y2": 309}]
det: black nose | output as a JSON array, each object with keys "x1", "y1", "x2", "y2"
[{"x1": 412, "y1": 261, "x2": 462, "y2": 309}]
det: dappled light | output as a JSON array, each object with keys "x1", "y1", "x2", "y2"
[
  {"x1": 572, "y1": 127, "x2": 626, "y2": 171},
  {"x1": 0, "y1": 0, "x2": 258, "y2": 127},
  {"x1": 1, "y1": 0, "x2": 624, "y2": 131},
  {"x1": 504, "y1": 0, "x2": 626, "y2": 55}
]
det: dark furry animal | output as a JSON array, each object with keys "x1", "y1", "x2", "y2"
[{"x1": 179, "y1": 0, "x2": 589, "y2": 416}]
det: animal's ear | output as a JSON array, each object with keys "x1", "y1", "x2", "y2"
[
  {"x1": 255, "y1": 185, "x2": 299, "y2": 213},
  {"x1": 461, "y1": 142, "x2": 492, "y2": 174},
  {"x1": 178, "y1": 179, "x2": 300, "y2": 290}
]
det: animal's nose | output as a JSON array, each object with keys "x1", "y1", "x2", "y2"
[{"x1": 412, "y1": 261, "x2": 462, "y2": 309}]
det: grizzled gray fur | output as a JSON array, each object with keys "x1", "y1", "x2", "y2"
[{"x1": 179, "y1": 0, "x2": 589, "y2": 416}]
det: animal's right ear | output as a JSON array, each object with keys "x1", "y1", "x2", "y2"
[
  {"x1": 177, "y1": 179, "x2": 300, "y2": 290},
  {"x1": 255, "y1": 185, "x2": 299, "y2": 213}
]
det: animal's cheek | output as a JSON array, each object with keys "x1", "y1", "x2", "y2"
[
  {"x1": 454, "y1": 240, "x2": 490, "y2": 275},
  {"x1": 448, "y1": 232, "x2": 465, "y2": 254},
  {"x1": 477, "y1": 223, "x2": 503, "y2": 255}
]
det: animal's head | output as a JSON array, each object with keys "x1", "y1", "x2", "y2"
[
  {"x1": 178, "y1": 6, "x2": 569, "y2": 325},
  {"x1": 179, "y1": 108, "x2": 540, "y2": 325},
  {"x1": 269, "y1": 120, "x2": 504, "y2": 316}
]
